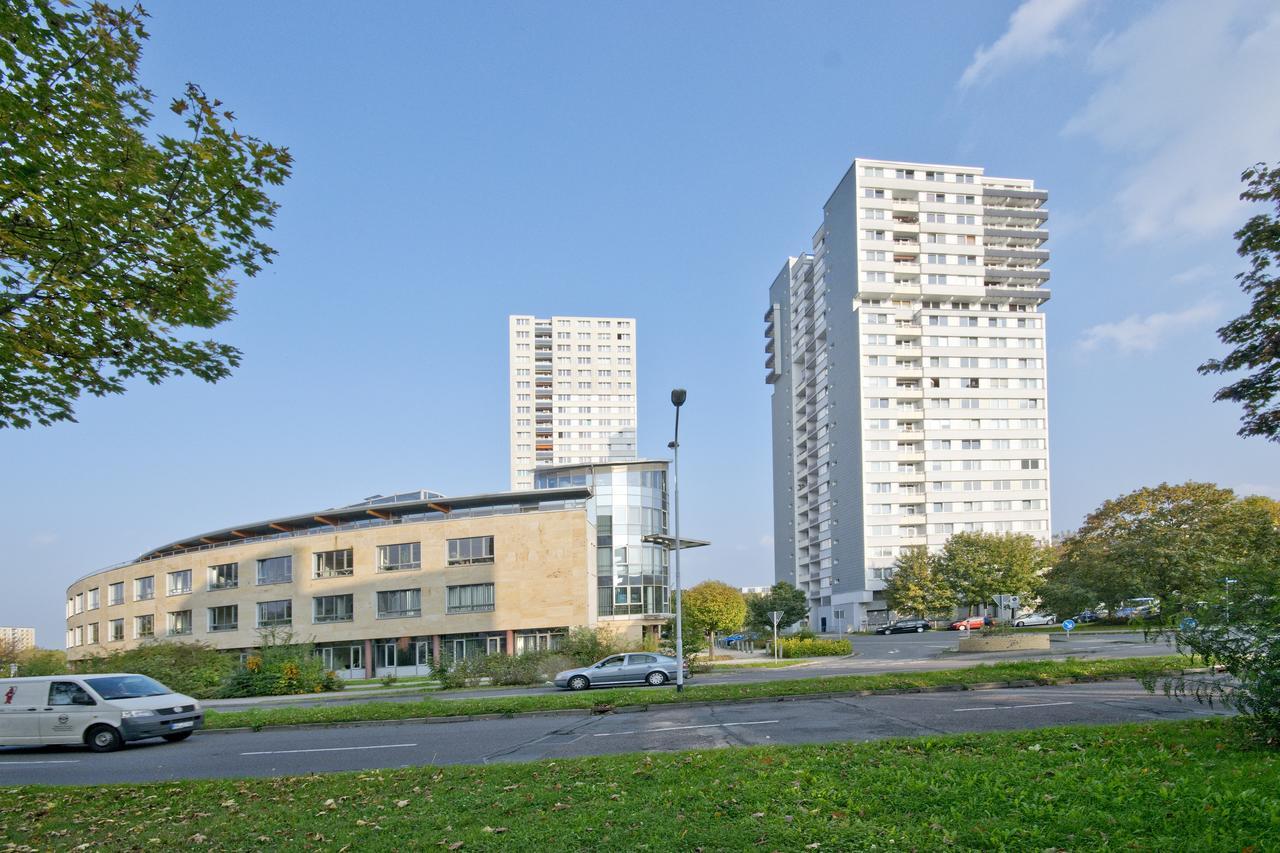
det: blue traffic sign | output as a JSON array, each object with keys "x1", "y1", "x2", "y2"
[
  {"x1": 1062, "y1": 619, "x2": 1077, "y2": 632},
  {"x1": 1180, "y1": 617, "x2": 1197, "y2": 631}
]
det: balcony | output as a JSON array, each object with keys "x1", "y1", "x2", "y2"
[
  {"x1": 984, "y1": 266, "x2": 1051, "y2": 283},
  {"x1": 984, "y1": 247, "x2": 1049, "y2": 263},
  {"x1": 985, "y1": 207, "x2": 1048, "y2": 223},
  {"x1": 982, "y1": 187, "x2": 1048, "y2": 204},
  {"x1": 984, "y1": 226, "x2": 1048, "y2": 243}
]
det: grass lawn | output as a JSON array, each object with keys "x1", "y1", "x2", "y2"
[
  {"x1": 3, "y1": 719, "x2": 1275, "y2": 850},
  {"x1": 204, "y1": 655, "x2": 1200, "y2": 731}
]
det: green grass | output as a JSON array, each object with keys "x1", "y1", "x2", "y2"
[
  {"x1": 702, "y1": 659, "x2": 803, "y2": 670},
  {"x1": 4, "y1": 719, "x2": 1275, "y2": 850},
  {"x1": 204, "y1": 655, "x2": 1198, "y2": 731}
]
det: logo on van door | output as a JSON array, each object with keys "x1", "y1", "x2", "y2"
[{"x1": 3, "y1": 686, "x2": 13, "y2": 704}]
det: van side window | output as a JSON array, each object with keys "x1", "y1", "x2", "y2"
[{"x1": 48, "y1": 682, "x2": 94, "y2": 706}]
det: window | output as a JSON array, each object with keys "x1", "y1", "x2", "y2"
[
  {"x1": 257, "y1": 556, "x2": 292, "y2": 585},
  {"x1": 48, "y1": 682, "x2": 94, "y2": 706},
  {"x1": 208, "y1": 605, "x2": 238, "y2": 632},
  {"x1": 87, "y1": 588, "x2": 100, "y2": 610},
  {"x1": 74, "y1": 593, "x2": 83, "y2": 614},
  {"x1": 377, "y1": 589, "x2": 421, "y2": 619},
  {"x1": 86, "y1": 622, "x2": 99, "y2": 644},
  {"x1": 167, "y1": 570, "x2": 192, "y2": 596},
  {"x1": 314, "y1": 548, "x2": 354, "y2": 579},
  {"x1": 108, "y1": 582, "x2": 124, "y2": 606},
  {"x1": 208, "y1": 562, "x2": 239, "y2": 590},
  {"x1": 108, "y1": 619, "x2": 124, "y2": 642},
  {"x1": 167, "y1": 610, "x2": 192, "y2": 636},
  {"x1": 313, "y1": 594, "x2": 354, "y2": 623},
  {"x1": 447, "y1": 536, "x2": 494, "y2": 566},
  {"x1": 257, "y1": 599, "x2": 293, "y2": 627},
  {"x1": 134, "y1": 614, "x2": 154, "y2": 639},
  {"x1": 377, "y1": 542, "x2": 421, "y2": 572},
  {"x1": 446, "y1": 583, "x2": 495, "y2": 614}
]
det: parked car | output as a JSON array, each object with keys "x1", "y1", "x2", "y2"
[
  {"x1": 876, "y1": 619, "x2": 932, "y2": 635},
  {"x1": 553, "y1": 653, "x2": 688, "y2": 691},
  {"x1": 0, "y1": 673, "x2": 203, "y2": 752},
  {"x1": 1075, "y1": 609, "x2": 1105, "y2": 623},
  {"x1": 1013, "y1": 613, "x2": 1057, "y2": 627},
  {"x1": 949, "y1": 616, "x2": 988, "y2": 631}
]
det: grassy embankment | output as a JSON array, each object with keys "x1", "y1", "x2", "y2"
[
  {"x1": 206, "y1": 655, "x2": 1200, "y2": 731},
  {"x1": 2, "y1": 719, "x2": 1275, "y2": 849}
]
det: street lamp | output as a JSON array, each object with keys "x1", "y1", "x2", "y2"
[
  {"x1": 670, "y1": 388, "x2": 687, "y2": 691},
  {"x1": 1224, "y1": 577, "x2": 1238, "y2": 624}
]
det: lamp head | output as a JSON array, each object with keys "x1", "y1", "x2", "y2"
[{"x1": 671, "y1": 388, "x2": 687, "y2": 407}]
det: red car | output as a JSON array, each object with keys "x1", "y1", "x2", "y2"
[{"x1": 949, "y1": 616, "x2": 988, "y2": 630}]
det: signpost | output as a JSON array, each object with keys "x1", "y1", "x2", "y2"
[
  {"x1": 1180, "y1": 617, "x2": 1198, "y2": 632},
  {"x1": 1062, "y1": 618, "x2": 1076, "y2": 639},
  {"x1": 769, "y1": 610, "x2": 784, "y2": 661}
]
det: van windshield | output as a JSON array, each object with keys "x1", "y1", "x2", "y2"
[{"x1": 83, "y1": 675, "x2": 171, "y2": 700}]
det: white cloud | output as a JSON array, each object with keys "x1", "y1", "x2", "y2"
[
  {"x1": 1170, "y1": 264, "x2": 1216, "y2": 285},
  {"x1": 959, "y1": 0, "x2": 1091, "y2": 88},
  {"x1": 759, "y1": 534, "x2": 774, "y2": 548},
  {"x1": 1077, "y1": 301, "x2": 1219, "y2": 354},
  {"x1": 1064, "y1": 0, "x2": 1280, "y2": 242}
]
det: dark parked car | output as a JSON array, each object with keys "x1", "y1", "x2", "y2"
[{"x1": 876, "y1": 619, "x2": 932, "y2": 635}]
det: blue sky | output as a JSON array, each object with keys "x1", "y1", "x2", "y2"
[{"x1": 4, "y1": 0, "x2": 1278, "y2": 647}]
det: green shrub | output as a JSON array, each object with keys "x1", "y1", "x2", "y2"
[
  {"x1": 3, "y1": 648, "x2": 68, "y2": 677},
  {"x1": 434, "y1": 651, "x2": 576, "y2": 689},
  {"x1": 76, "y1": 641, "x2": 236, "y2": 699},
  {"x1": 217, "y1": 630, "x2": 342, "y2": 698},
  {"x1": 559, "y1": 626, "x2": 626, "y2": 666},
  {"x1": 776, "y1": 637, "x2": 852, "y2": 659}
]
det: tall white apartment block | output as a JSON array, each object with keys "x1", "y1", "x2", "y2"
[
  {"x1": 2, "y1": 626, "x2": 36, "y2": 652},
  {"x1": 509, "y1": 315, "x2": 638, "y2": 490},
  {"x1": 766, "y1": 158, "x2": 1051, "y2": 632}
]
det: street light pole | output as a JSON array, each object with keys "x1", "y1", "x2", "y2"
[{"x1": 670, "y1": 389, "x2": 687, "y2": 692}]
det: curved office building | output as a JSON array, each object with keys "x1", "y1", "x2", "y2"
[{"x1": 61, "y1": 486, "x2": 666, "y2": 678}]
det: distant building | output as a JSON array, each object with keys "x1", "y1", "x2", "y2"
[
  {"x1": 766, "y1": 157, "x2": 1052, "y2": 633},
  {"x1": 1, "y1": 626, "x2": 36, "y2": 652},
  {"x1": 509, "y1": 315, "x2": 638, "y2": 490},
  {"x1": 741, "y1": 586, "x2": 771, "y2": 596}
]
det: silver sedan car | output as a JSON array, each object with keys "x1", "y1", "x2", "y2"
[{"x1": 553, "y1": 653, "x2": 688, "y2": 690}]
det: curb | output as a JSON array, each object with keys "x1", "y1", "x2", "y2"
[{"x1": 198, "y1": 667, "x2": 1219, "y2": 736}]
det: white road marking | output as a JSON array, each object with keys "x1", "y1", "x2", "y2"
[
  {"x1": 592, "y1": 720, "x2": 779, "y2": 738},
  {"x1": 954, "y1": 701, "x2": 1074, "y2": 713},
  {"x1": 0, "y1": 759, "x2": 80, "y2": 765},
  {"x1": 240, "y1": 742, "x2": 417, "y2": 756}
]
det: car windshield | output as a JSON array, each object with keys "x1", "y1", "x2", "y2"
[{"x1": 83, "y1": 675, "x2": 171, "y2": 700}]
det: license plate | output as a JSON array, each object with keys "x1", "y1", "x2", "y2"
[{"x1": 170, "y1": 720, "x2": 194, "y2": 730}]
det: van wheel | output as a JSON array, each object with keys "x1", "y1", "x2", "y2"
[
  {"x1": 86, "y1": 724, "x2": 123, "y2": 753},
  {"x1": 162, "y1": 732, "x2": 192, "y2": 743}
]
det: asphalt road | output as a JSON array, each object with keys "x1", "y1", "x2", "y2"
[
  {"x1": 203, "y1": 630, "x2": 1177, "y2": 711},
  {"x1": 0, "y1": 678, "x2": 1228, "y2": 786}
]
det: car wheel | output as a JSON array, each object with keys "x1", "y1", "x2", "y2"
[
  {"x1": 86, "y1": 724, "x2": 123, "y2": 753},
  {"x1": 567, "y1": 675, "x2": 589, "y2": 691},
  {"x1": 915, "y1": 626, "x2": 924, "y2": 633},
  {"x1": 1016, "y1": 621, "x2": 1025, "y2": 627},
  {"x1": 646, "y1": 671, "x2": 668, "y2": 686},
  {"x1": 162, "y1": 732, "x2": 192, "y2": 743}
]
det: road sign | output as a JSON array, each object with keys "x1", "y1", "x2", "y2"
[
  {"x1": 1062, "y1": 619, "x2": 1076, "y2": 632},
  {"x1": 1180, "y1": 617, "x2": 1197, "y2": 632}
]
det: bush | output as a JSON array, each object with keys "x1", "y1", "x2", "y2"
[
  {"x1": 776, "y1": 637, "x2": 852, "y2": 659},
  {"x1": 216, "y1": 630, "x2": 342, "y2": 698},
  {"x1": 559, "y1": 626, "x2": 625, "y2": 666},
  {"x1": 4, "y1": 648, "x2": 68, "y2": 677},
  {"x1": 433, "y1": 651, "x2": 576, "y2": 689},
  {"x1": 76, "y1": 641, "x2": 236, "y2": 699}
]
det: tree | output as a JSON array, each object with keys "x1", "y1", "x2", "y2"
[
  {"x1": 681, "y1": 580, "x2": 746, "y2": 661},
  {"x1": 1044, "y1": 482, "x2": 1280, "y2": 618},
  {"x1": 1, "y1": 1, "x2": 292, "y2": 428},
  {"x1": 745, "y1": 581, "x2": 809, "y2": 634},
  {"x1": 935, "y1": 532, "x2": 1048, "y2": 614},
  {"x1": 883, "y1": 547, "x2": 956, "y2": 619},
  {"x1": 1199, "y1": 162, "x2": 1280, "y2": 442}
]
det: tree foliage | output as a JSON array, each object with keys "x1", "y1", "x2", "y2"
[
  {"x1": 1199, "y1": 162, "x2": 1280, "y2": 442},
  {"x1": 679, "y1": 580, "x2": 746, "y2": 659},
  {"x1": 934, "y1": 532, "x2": 1049, "y2": 613},
  {"x1": 0, "y1": 1, "x2": 292, "y2": 428},
  {"x1": 883, "y1": 546, "x2": 957, "y2": 618},
  {"x1": 1041, "y1": 482, "x2": 1280, "y2": 618},
  {"x1": 745, "y1": 581, "x2": 809, "y2": 633}
]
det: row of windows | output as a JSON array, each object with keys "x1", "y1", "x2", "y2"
[
  {"x1": 864, "y1": 357, "x2": 1044, "y2": 369},
  {"x1": 865, "y1": 398, "x2": 1045, "y2": 410},
  {"x1": 66, "y1": 584, "x2": 498, "y2": 645},
  {"x1": 862, "y1": 166, "x2": 978, "y2": 184},
  {"x1": 863, "y1": 439, "x2": 1044, "y2": 452},
  {"x1": 862, "y1": 334, "x2": 1044, "y2": 349},
  {"x1": 865, "y1": 418, "x2": 1046, "y2": 431},
  {"x1": 69, "y1": 538, "x2": 494, "y2": 615}
]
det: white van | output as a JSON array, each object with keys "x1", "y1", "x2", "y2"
[{"x1": 0, "y1": 673, "x2": 203, "y2": 752}]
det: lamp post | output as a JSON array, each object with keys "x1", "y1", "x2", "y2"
[
  {"x1": 670, "y1": 388, "x2": 687, "y2": 691},
  {"x1": 1224, "y1": 577, "x2": 1237, "y2": 624}
]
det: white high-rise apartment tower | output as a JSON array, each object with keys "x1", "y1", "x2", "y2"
[
  {"x1": 509, "y1": 315, "x2": 638, "y2": 490},
  {"x1": 766, "y1": 158, "x2": 1051, "y2": 632}
]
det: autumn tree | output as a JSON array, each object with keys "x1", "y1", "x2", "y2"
[
  {"x1": 1199, "y1": 162, "x2": 1280, "y2": 442},
  {"x1": 745, "y1": 581, "x2": 809, "y2": 634},
  {"x1": 0, "y1": 1, "x2": 292, "y2": 428},
  {"x1": 935, "y1": 532, "x2": 1049, "y2": 615},
  {"x1": 1042, "y1": 482, "x2": 1280, "y2": 618},
  {"x1": 883, "y1": 546, "x2": 956, "y2": 619},
  {"x1": 680, "y1": 580, "x2": 747, "y2": 661}
]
